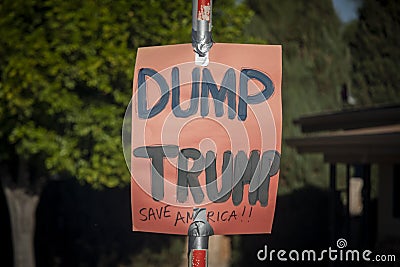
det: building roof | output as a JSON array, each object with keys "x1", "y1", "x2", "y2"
[{"x1": 286, "y1": 105, "x2": 400, "y2": 164}]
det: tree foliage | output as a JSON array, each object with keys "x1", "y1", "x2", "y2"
[
  {"x1": 0, "y1": 0, "x2": 132, "y2": 189},
  {"x1": 0, "y1": 1, "x2": 253, "y2": 266},
  {"x1": 0, "y1": 0, "x2": 252, "y2": 190},
  {"x1": 347, "y1": 0, "x2": 400, "y2": 105}
]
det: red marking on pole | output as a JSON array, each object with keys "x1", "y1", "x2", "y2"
[
  {"x1": 197, "y1": 0, "x2": 211, "y2": 21},
  {"x1": 191, "y1": 249, "x2": 207, "y2": 267}
]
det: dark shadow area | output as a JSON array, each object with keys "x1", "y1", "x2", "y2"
[
  {"x1": 1, "y1": 181, "x2": 387, "y2": 267},
  {"x1": 231, "y1": 186, "x2": 380, "y2": 267},
  {"x1": 34, "y1": 179, "x2": 184, "y2": 267}
]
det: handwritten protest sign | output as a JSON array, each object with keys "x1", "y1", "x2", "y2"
[{"x1": 129, "y1": 43, "x2": 282, "y2": 235}]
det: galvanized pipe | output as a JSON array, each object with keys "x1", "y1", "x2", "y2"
[
  {"x1": 192, "y1": 0, "x2": 213, "y2": 57},
  {"x1": 188, "y1": 208, "x2": 214, "y2": 267}
]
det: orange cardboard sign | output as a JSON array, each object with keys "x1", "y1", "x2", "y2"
[{"x1": 130, "y1": 43, "x2": 282, "y2": 235}]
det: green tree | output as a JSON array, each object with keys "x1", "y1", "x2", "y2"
[
  {"x1": 244, "y1": 0, "x2": 350, "y2": 192},
  {"x1": 0, "y1": 1, "x2": 252, "y2": 266},
  {"x1": 346, "y1": 0, "x2": 400, "y2": 105}
]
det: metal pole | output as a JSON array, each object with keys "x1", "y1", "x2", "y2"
[
  {"x1": 188, "y1": 3, "x2": 214, "y2": 265},
  {"x1": 188, "y1": 208, "x2": 214, "y2": 267},
  {"x1": 192, "y1": 0, "x2": 213, "y2": 65}
]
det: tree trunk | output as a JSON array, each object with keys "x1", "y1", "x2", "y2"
[
  {"x1": 4, "y1": 187, "x2": 39, "y2": 267},
  {"x1": 208, "y1": 235, "x2": 231, "y2": 267}
]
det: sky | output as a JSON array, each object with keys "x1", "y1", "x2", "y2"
[{"x1": 332, "y1": 0, "x2": 362, "y2": 22}]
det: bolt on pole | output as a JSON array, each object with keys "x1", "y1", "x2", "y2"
[
  {"x1": 188, "y1": 208, "x2": 214, "y2": 267},
  {"x1": 192, "y1": 0, "x2": 213, "y2": 66}
]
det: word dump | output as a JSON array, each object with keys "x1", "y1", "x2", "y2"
[
  {"x1": 133, "y1": 146, "x2": 280, "y2": 207},
  {"x1": 137, "y1": 67, "x2": 275, "y2": 121}
]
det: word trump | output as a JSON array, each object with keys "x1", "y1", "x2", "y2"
[
  {"x1": 137, "y1": 67, "x2": 275, "y2": 121},
  {"x1": 133, "y1": 146, "x2": 280, "y2": 206}
]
